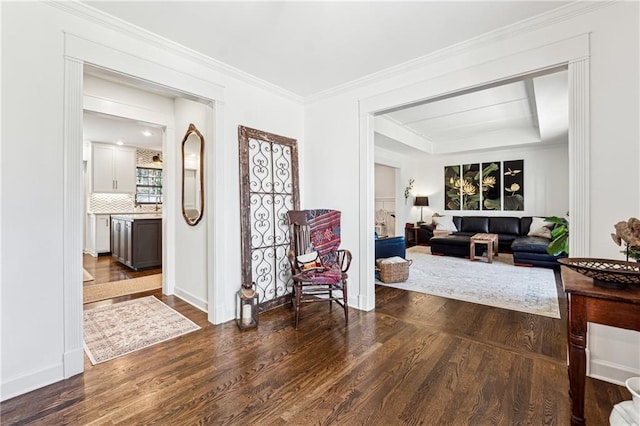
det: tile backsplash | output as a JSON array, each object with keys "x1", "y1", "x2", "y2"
[
  {"x1": 88, "y1": 193, "x2": 159, "y2": 214},
  {"x1": 87, "y1": 148, "x2": 163, "y2": 214}
]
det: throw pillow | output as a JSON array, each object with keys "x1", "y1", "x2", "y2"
[
  {"x1": 433, "y1": 216, "x2": 458, "y2": 232},
  {"x1": 528, "y1": 217, "x2": 553, "y2": 239},
  {"x1": 296, "y1": 251, "x2": 325, "y2": 272}
]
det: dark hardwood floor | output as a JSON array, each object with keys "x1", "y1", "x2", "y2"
[
  {"x1": 83, "y1": 253, "x2": 162, "y2": 285},
  {"x1": 2, "y1": 272, "x2": 630, "y2": 425}
]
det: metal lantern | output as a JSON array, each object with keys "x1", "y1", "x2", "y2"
[{"x1": 236, "y1": 282, "x2": 258, "y2": 330}]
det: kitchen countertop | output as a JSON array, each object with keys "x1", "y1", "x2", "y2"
[{"x1": 110, "y1": 213, "x2": 162, "y2": 221}]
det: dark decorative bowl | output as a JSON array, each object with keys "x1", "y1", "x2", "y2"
[{"x1": 558, "y1": 258, "x2": 640, "y2": 289}]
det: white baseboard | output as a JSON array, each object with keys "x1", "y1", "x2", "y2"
[
  {"x1": 589, "y1": 357, "x2": 640, "y2": 386},
  {"x1": 174, "y1": 287, "x2": 208, "y2": 313},
  {"x1": 1, "y1": 362, "x2": 63, "y2": 402},
  {"x1": 63, "y1": 347, "x2": 84, "y2": 378},
  {"x1": 212, "y1": 303, "x2": 235, "y2": 325}
]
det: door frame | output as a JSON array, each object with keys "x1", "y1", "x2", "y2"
[
  {"x1": 358, "y1": 34, "x2": 591, "y2": 311},
  {"x1": 62, "y1": 32, "x2": 225, "y2": 378}
]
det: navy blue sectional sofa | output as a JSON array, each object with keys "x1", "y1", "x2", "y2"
[{"x1": 429, "y1": 216, "x2": 566, "y2": 268}]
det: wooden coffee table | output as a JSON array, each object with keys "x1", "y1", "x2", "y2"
[{"x1": 470, "y1": 233, "x2": 499, "y2": 263}]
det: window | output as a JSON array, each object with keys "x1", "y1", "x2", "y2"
[{"x1": 136, "y1": 167, "x2": 163, "y2": 204}]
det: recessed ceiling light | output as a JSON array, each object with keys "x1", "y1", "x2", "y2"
[
  {"x1": 116, "y1": 141, "x2": 124, "y2": 146},
  {"x1": 142, "y1": 130, "x2": 152, "y2": 137}
]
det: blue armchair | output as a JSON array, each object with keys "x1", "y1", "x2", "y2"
[{"x1": 375, "y1": 236, "x2": 406, "y2": 260}]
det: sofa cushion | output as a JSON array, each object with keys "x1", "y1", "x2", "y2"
[
  {"x1": 460, "y1": 216, "x2": 489, "y2": 233},
  {"x1": 527, "y1": 217, "x2": 553, "y2": 239},
  {"x1": 430, "y1": 235, "x2": 484, "y2": 257},
  {"x1": 433, "y1": 216, "x2": 458, "y2": 232},
  {"x1": 489, "y1": 217, "x2": 520, "y2": 235},
  {"x1": 511, "y1": 236, "x2": 551, "y2": 254},
  {"x1": 520, "y1": 217, "x2": 533, "y2": 236}
]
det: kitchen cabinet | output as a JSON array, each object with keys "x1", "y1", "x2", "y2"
[
  {"x1": 91, "y1": 143, "x2": 136, "y2": 193},
  {"x1": 112, "y1": 215, "x2": 162, "y2": 270},
  {"x1": 86, "y1": 214, "x2": 111, "y2": 256}
]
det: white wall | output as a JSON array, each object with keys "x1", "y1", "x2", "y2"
[
  {"x1": 173, "y1": 98, "x2": 209, "y2": 310},
  {"x1": 374, "y1": 163, "x2": 397, "y2": 236},
  {"x1": 304, "y1": 2, "x2": 639, "y2": 384},
  {"x1": 1, "y1": 1, "x2": 303, "y2": 400},
  {"x1": 374, "y1": 164, "x2": 395, "y2": 199},
  {"x1": 404, "y1": 143, "x2": 569, "y2": 223}
]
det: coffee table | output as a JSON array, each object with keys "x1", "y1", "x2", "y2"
[{"x1": 470, "y1": 233, "x2": 499, "y2": 263}]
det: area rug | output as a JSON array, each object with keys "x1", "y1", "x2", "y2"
[
  {"x1": 83, "y1": 268, "x2": 94, "y2": 282},
  {"x1": 83, "y1": 274, "x2": 162, "y2": 304},
  {"x1": 83, "y1": 296, "x2": 200, "y2": 364},
  {"x1": 377, "y1": 247, "x2": 560, "y2": 318}
]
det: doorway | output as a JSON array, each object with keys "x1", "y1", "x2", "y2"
[
  {"x1": 81, "y1": 72, "x2": 170, "y2": 300},
  {"x1": 358, "y1": 35, "x2": 591, "y2": 312}
]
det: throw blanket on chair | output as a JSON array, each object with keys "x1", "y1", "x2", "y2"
[{"x1": 302, "y1": 209, "x2": 342, "y2": 285}]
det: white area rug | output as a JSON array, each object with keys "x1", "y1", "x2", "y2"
[
  {"x1": 83, "y1": 296, "x2": 200, "y2": 364},
  {"x1": 377, "y1": 247, "x2": 560, "y2": 318}
]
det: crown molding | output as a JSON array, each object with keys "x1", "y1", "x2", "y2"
[
  {"x1": 305, "y1": 0, "x2": 613, "y2": 105},
  {"x1": 47, "y1": 1, "x2": 304, "y2": 104}
]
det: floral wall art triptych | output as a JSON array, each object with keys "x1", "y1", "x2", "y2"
[{"x1": 444, "y1": 160, "x2": 524, "y2": 211}]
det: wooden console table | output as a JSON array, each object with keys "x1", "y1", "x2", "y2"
[{"x1": 561, "y1": 267, "x2": 640, "y2": 425}]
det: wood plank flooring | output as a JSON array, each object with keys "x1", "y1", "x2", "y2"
[
  {"x1": 1, "y1": 272, "x2": 630, "y2": 425},
  {"x1": 83, "y1": 253, "x2": 162, "y2": 285}
]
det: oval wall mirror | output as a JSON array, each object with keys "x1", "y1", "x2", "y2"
[{"x1": 181, "y1": 123, "x2": 204, "y2": 226}]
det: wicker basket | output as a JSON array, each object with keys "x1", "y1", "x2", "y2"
[{"x1": 376, "y1": 258, "x2": 412, "y2": 283}]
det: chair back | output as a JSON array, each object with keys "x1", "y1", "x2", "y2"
[{"x1": 287, "y1": 209, "x2": 341, "y2": 267}]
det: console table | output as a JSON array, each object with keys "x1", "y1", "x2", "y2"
[{"x1": 561, "y1": 267, "x2": 640, "y2": 425}]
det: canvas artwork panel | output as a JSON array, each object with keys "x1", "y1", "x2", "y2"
[
  {"x1": 444, "y1": 165, "x2": 461, "y2": 210},
  {"x1": 462, "y1": 163, "x2": 480, "y2": 210},
  {"x1": 481, "y1": 161, "x2": 501, "y2": 210},
  {"x1": 503, "y1": 159, "x2": 524, "y2": 211}
]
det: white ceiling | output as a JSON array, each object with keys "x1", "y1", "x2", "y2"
[
  {"x1": 84, "y1": 1, "x2": 571, "y2": 97},
  {"x1": 81, "y1": 1, "x2": 571, "y2": 155},
  {"x1": 377, "y1": 69, "x2": 569, "y2": 155},
  {"x1": 83, "y1": 111, "x2": 164, "y2": 151}
]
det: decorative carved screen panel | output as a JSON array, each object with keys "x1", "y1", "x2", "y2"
[{"x1": 238, "y1": 126, "x2": 299, "y2": 312}]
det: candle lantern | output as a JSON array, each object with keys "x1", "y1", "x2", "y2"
[{"x1": 236, "y1": 282, "x2": 258, "y2": 330}]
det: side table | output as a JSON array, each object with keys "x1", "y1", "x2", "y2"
[
  {"x1": 470, "y1": 233, "x2": 499, "y2": 263},
  {"x1": 405, "y1": 224, "x2": 419, "y2": 247}
]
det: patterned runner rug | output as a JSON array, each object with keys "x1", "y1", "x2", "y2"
[
  {"x1": 83, "y1": 274, "x2": 162, "y2": 304},
  {"x1": 83, "y1": 296, "x2": 200, "y2": 364},
  {"x1": 377, "y1": 246, "x2": 560, "y2": 318}
]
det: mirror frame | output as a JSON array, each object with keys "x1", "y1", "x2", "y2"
[{"x1": 181, "y1": 123, "x2": 205, "y2": 226}]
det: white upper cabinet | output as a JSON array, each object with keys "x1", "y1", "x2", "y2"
[{"x1": 91, "y1": 143, "x2": 136, "y2": 193}]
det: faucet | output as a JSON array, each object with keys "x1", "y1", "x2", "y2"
[{"x1": 155, "y1": 196, "x2": 161, "y2": 211}]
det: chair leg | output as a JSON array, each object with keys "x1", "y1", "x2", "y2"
[
  {"x1": 329, "y1": 288, "x2": 333, "y2": 311},
  {"x1": 342, "y1": 280, "x2": 348, "y2": 324},
  {"x1": 294, "y1": 282, "x2": 302, "y2": 330}
]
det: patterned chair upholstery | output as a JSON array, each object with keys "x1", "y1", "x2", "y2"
[{"x1": 286, "y1": 209, "x2": 351, "y2": 329}]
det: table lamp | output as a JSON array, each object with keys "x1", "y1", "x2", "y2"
[{"x1": 414, "y1": 196, "x2": 429, "y2": 223}]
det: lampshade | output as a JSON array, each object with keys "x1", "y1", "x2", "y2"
[{"x1": 414, "y1": 196, "x2": 429, "y2": 207}]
